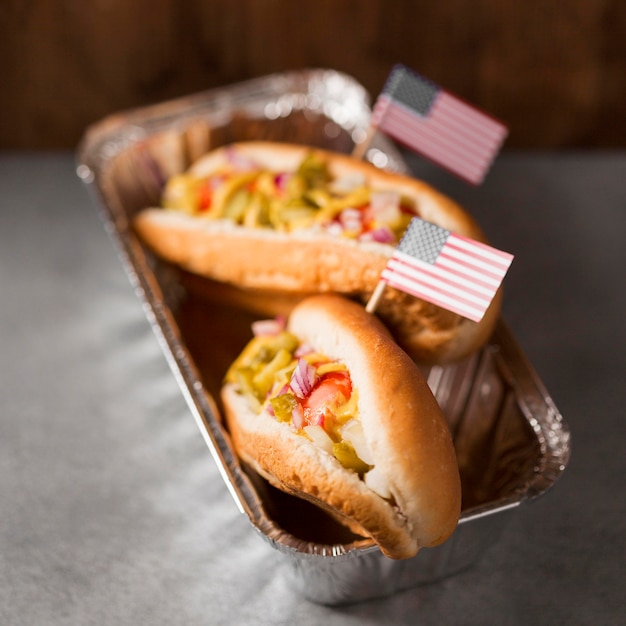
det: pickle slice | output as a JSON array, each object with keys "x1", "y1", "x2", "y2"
[
  {"x1": 253, "y1": 348, "x2": 294, "y2": 398},
  {"x1": 332, "y1": 442, "x2": 372, "y2": 475},
  {"x1": 270, "y1": 393, "x2": 298, "y2": 423}
]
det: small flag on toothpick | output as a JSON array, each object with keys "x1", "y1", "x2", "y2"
[
  {"x1": 367, "y1": 217, "x2": 514, "y2": 323},
  {"x1": 369, "y1": 64, "x2": 508, "y2": 185}
]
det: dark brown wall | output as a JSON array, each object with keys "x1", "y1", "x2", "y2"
[{"x1": 1, "y1": 0, "x2": 624, "y2": 149}]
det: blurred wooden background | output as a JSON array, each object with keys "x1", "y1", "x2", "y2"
[{"x1": 1, "y1": 0, "x2": 624, "y2": 149}]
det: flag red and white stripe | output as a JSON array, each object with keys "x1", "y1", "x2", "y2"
[
  {"x1": 371, "y1": 65, "x2": 508, "y2": 185},
  {"x1": 381, "y1": 217, "x2": 514, "y2": 322}
]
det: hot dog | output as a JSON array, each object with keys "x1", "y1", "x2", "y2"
[
  {"x1": 133, "y1": 141, "x2": 501, "y2": 363},
  {"x1": 221, "y1": 294, "x2": 461, "y2": 559}
]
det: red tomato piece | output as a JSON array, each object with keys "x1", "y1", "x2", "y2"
[
  {"x1": 302, "y1": 372, "x2": 352, "y2": 428},
  {"x1": 197, "y1": 182, "x2": 213, "y2": 211}
]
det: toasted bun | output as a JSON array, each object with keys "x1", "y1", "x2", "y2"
[
  {"x1": 221, "y1": 294, "x2": 461, "y2": 559},
  {"x1": 134, "y1": 141, "x2": 500, "y2": 363}
]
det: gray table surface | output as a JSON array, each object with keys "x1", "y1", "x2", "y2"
[{"x1": 1, "y1": 151, "x2": 624, "y2": 625}]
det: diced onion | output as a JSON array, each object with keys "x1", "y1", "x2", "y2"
[
  {"x1": 359, "y1": 226, "x2": 396, "y2": 244},
  {"x1": 303, "y1": 425, "x2": 334, "y2": 455},
  {"x1": 364, "y1": 466, "x2": 392, "y2": 499},
  {"x1": 274, "y1": 172, "x2": 291, "y2": 191},
  {"x1": 340, "y1": 419, "x2": 374, "y2": 465},
  {"x1": 370, "y1": 191, "x2": 401, "y2": 218},
  {"x1": 225, "y1": 147, "x2": 259, "y2": 171},
  {"x1": 339, "y1": 207, "x2": 362, "y2": 228},
  {"x1": 290, "y1": 358, "x2": 318, "y2": 398},
  {"x1": 291, "y1": 403, "x2": 304, "y2": 429},
  {"x1": 329, "y1": 173, "x2": 366, "y2": 193},
  {"x1": 325, "y1": 222, "x2": 343, "y2": 237},
  {"x1": 294, "y1": 343, "x2": 315, "y2": 358},
  {"x1": 251, "y1": 316, "x2": 286, "y2": 337}
]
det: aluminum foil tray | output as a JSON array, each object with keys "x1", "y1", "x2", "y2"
[{"x1": 76, "y1": 69, "x2": 570, "y2": 605}]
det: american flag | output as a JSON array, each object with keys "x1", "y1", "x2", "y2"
[
  {"x1": 371, "y1": 65, "x2": 508, "y2": 185},
  {"x1": 381, "y1": 218, "x2": 514, "y2": 322}
]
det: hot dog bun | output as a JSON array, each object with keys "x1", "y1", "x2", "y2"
[
  {"x1": 221, "y1": 294, "x2": 461, "y2": 559},
  {"x1": 134, "y1": 141, "x2": 501, "y2": 363}
]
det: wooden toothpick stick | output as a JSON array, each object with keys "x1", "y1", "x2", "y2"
[
  {"x1": 351, "y1": 124, "x2": 378, "y2": 161},
  {"x1": 365, "y1": 280, "x2": 387, "y2": 314}
]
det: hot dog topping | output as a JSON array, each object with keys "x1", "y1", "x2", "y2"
[
  {"x1": 162, "y1": 150, "x2": 415, "y2": 243},
  {"x1": 225, "y1": 319, "x2": 376, "y2": 478}
]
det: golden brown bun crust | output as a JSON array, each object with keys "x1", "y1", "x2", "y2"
[
  {"x1": 221, "y1": 294, "x2": 461, "y2": 559},
  {"x1": 134, "y1": 141, "x2": 500, "y2": 363}
]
